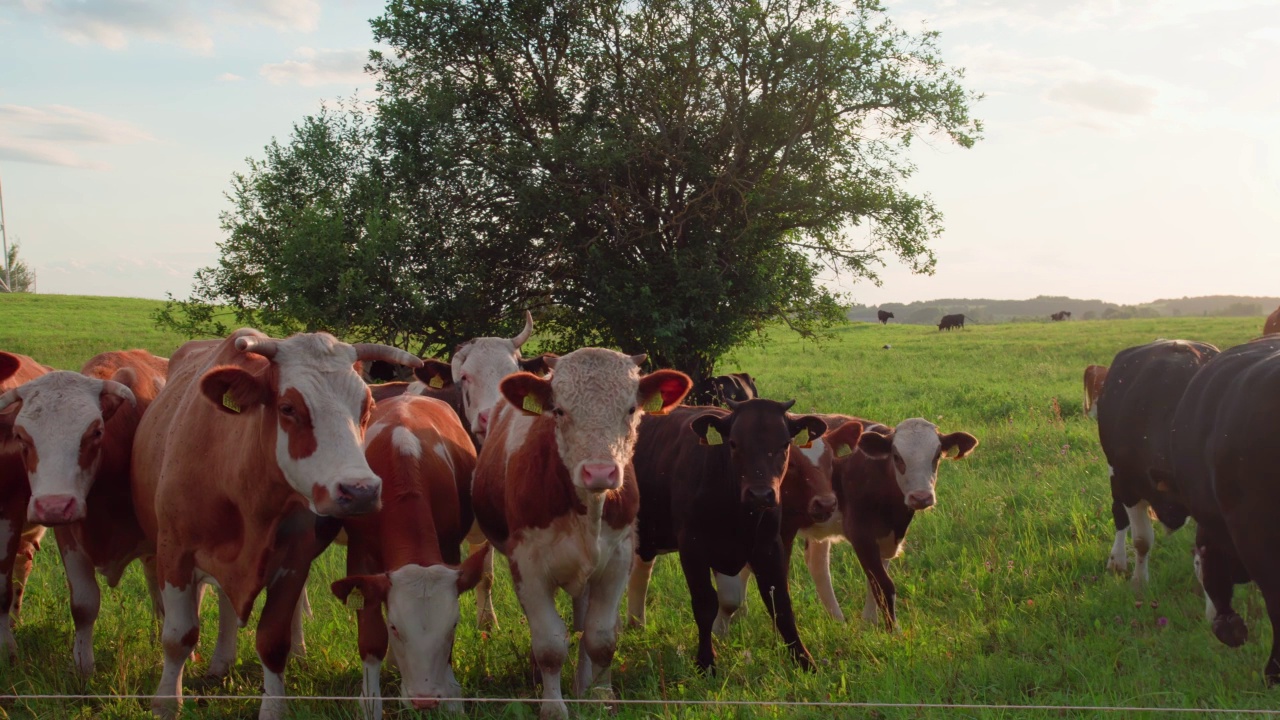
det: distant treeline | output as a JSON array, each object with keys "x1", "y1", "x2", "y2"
[{"x1": 849, "y1": 295, "x2": 1280, "y2": 325}]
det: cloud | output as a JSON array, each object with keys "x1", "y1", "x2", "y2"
[
  {"x1": 1043, "y1": 76, "x2": 1157, "y2": 115},
  {"x1": 891, "y1": 0, "x2": 1277, "y2": 33},
  {"x1": 217, "y1": 72, "x2": 244, "y2": 82},
  {"x1": 0, "y1": 104, "x2": 154, "y2": 169},
  {"x1": 260, "y1": 47, "x2": 370, "y2": 87},
  {"x1": 220, "y1": 0, "x2": 320, "y2": 32}
]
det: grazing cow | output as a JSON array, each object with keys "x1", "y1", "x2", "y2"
[
  {"x1": 1051, "y1": 311, "x2": 1072, "y2": 322},
  {"x1": 1265, "y1": 306, "x2": 1280, "y2": 336},
  {"x1": 132, "y1": 329, "x2": 420, "y2": 720},
  {"x1": 0, "y1": 351, "x2": 51, "y2": 657},
  {"x1": 1170, "y1": 336, "x2": 1280, "y2": 681},
  {"x1": 937, "y1": 314, "x2": 968, "y2": 331},
  {"x1": 694, "y1": 372, "x2": 759, "y2": 406},
  {"x1": 330, "y1": 395, "x2": 487, "y2": 717},
  {"x1": 1083, "y1": 364, "x2": 1108, "y2": 420},
  {"x1": 1098, "y1": 339, "x2": 1217, "y2": 590},
  {"x1": 0, "y1": 350, "x2": 166, "y2": 675},
  {"x1": 877, "y1": 310, "x2": 895, "y2": 325},
  {"x1": 630, "y1": 399, "x2": 839, "y2": 674},
  {"x1": 472, "y1": 349, "x2": 689, "y2": 719}
]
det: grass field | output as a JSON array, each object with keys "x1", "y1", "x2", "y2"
[{"x1": 0, "y1": 293, "x2": 1275, "y2": 719}]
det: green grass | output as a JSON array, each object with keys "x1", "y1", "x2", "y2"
[{"x1": 0, "y1": 296, "x2": 1276, "y2": 719}]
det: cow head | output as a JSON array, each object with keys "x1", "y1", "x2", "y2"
[
  {"x1": 198, "y1": 331, "x2": 421, "y2": 517},
  {"x1": 500, "y1": 348, "x2": 690, "y2": 493},
  {"x1": 689, "y1": 399, "x2": 828, "y2": 512},
  {"x1": 786, "y1": 420, "x2": 872, "y2": 521},
  {"x1": 331, "y1": 547, "x2": 488, "y2": 711},
  {"x1": 863, "y1": 418, "x2": 978, "y2": 511},
  {"x1": 443, "y1": 312, "x2": 556, "y2": 444},
  {"x1": 0, "y1": 370, "x2": 137, "y2": 524}
]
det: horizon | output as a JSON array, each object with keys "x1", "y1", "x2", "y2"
[{"x1": 1, "y1": 0, "x2": 1278, "y2": 304}]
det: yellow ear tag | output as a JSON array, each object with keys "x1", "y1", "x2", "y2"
[
  {"x1": 428, "y1": 375, "x2": 444, "y2": 389},
  {"x1": 222, "y1": 391, "x2": 241, "y2": 414},
  {"x1": 643, "y1": 393, "x2": 664, "y2": 415},
  {"x1": 793, "y1": 428, "x2": 812, "y2": 449},
  {"x1": 521, "y1": 394, "x2": 544, "y2": 416},
  {"x1": 704, "y1": 425, "x2": 723, "y2": 446},
  {"x1": 347, "y1": 588, "x2": 364, "y2": 611},
  {"x1": 835, "y1": 443, "x2": 853, "y2": 458}
]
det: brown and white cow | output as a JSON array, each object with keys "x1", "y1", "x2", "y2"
[
  {"x1": 330, "y1": 394, "x2": 487, "y2": 718},
  {"x1": 0, "y1": 350, "x2": 166, "y2": 674},
  {"x1": 132, "y1": 329, "x2": 420, "y2": 720},
  {"x1": 1083, "y1": 364, "x2": 1108, "y2": 420},
  {"x1": 0, "y1": 351, "x2": 51, "y2": 658},
  {"x1": 472, "y1": 348, "x2": 689, "y2": 719}
]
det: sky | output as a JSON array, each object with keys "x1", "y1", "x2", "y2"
[{"x1": 0, "y1": 0, "x2": 1277, "y2": 306}]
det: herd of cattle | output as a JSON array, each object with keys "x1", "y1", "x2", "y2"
[
  {"x1": 0, "y1": 313, "x2": 979, "y2": 719},
  {"x1": 1, "y1": 305, "x2": 1277, "y2": 719}
]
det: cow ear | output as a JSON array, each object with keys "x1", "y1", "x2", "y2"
[
  {"x1": 787, "y1": 415, "x2": 828, "y2": 449},
  {"x1": 0, "y1": 353, "x2": 19, "y2": 385},
  {"x1": 638, "y1": 369, "x2": 691, "y2": 416},
  {"x1": 690, "y1": 413, "x2": 729, "y2": 446},
  {"x1": 331, "y1": 574, "x2": 391, "y2": 610},
  {"x1": 823, "y1": 421, "x2": 864, "y2": 459},
  {"x1": 200, "y1": 366, "x2": 270, "y2": 415},
  {"x1": 855, "y1": 429, "x2": 893, "y2": 460},
  {"x1": 456, "y1": 543, "x2": 492, "y2": 594},
  {"x1": 0, "y1": 402, "x2": 18, "y2": 438},
  {"x1": 940, "y1": 431, "x2": 978, "y2": 459},
  {"x1": 519, "y1": 353, "x2": 557, "y2": 378},
  {"x1": 414, "y1": 359, "x2": 454, "y2": 390},
  {"x1": 500, "y1": 372, "x2": 553, "y2": 416}
]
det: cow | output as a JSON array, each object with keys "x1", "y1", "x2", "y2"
[
  {"x1": 1083, "y1": 364, "x2": 1108, "y2": 420},
  {"x1": 1051, "y1": 311, "x2": 1072, "y2": 322},
  {"x1": 937, "y1": 314, "x2": 968, "y2": 331},
  {"x1": 694, "y1": 372, "x2": 759, "y2": 406},
  {"x1": 0, "y1": 351, "x2": 52, "y2": 658},
  {"x1": 472, "y1": 348, "x2": 690, "y2": 719},
  {"x1": 1170, "y1": 336, "x2": 1280, "y2": 682},
  {"x1": 329, "y1": 394, "x2": 488, "y2": 718},
  {"x1": 0, "y1": 350, "x2": 166, "y2": 675},
  {"x1": 1097, "y1": 339, "x2": 1217, "y2": 591},
  {"x1": 1265, "y1": 305, "x2": 1280, "y2": 336},
  {"x1": 132, "y1": 329, "x2": 420, "y2": 720},
  {"x1": 877, "y1": 310, "x2": 895, "y2": 325},
  {"x1": 629, "y1": 398, "x2": 840, "y2": 675}
]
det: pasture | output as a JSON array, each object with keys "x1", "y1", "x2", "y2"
[{"x1": 0, "y1": 293, "x2": 1273, "y2": 719}]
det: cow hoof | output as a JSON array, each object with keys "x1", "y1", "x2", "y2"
[
  {"x1": 477, "y1": 611, "x2": 498, "y2": 631},
  {"x1": 1106, "y1": 555, "x2": 1127, "y2": 574},
  {"x1": 150, "y1": 697, "x2": 180, "y2": 719},
  {"x1": 711, "y1": 612, "x2": 732, "y2": 638},
  {"x1": 1212, "y1": 613, "x2": 1248, "y2": 648},
  {"x1": 538, "y1": 699, "x2": 569, "y2": 720},
  {"x1": 626, "y1": 616, "x2": 644, "y2": 629}
]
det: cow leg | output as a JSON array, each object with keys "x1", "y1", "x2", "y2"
[
  {"x1": 625, "y1": 556, "x2": 654, "y2": 628},
  {"x1": 749, "y1": 537, "x2": 814, "y2": 671},
  {"x1": 1126, "y1": 501, "x2": 1154, "y2": 591},
  {"x1": 0, "y1": 516, "x2": 22, "y2": 660},
  {"x1": 206, "y1": 588, "x2": 239, "y2": 679},
  {"x1": 805, "y1": 540, "x2": 845, "y2": 622},
  {"x1": 572, "y1": 590, "x2": 588, "y2": 634},
  {"x1": 290, "y1": 589, "x2": 310, "y2": 658},
  {"x1": 255, "y1": 572, "x2": 310, "y2": 720},
  {"x1": 1194, "y1": 537, "x2": 1248, "y2": 648},
  {"x1": 361, "y1": 652, "x2": 383, "y2": 720},
  {"x1": 852, "y1": 534, "x2": 896, "y2": 629},
  {"x1": 1106, "y1": 492, "x2": 1130, "y2": 573},
  {"x1": 153, "y1": 558, "x2": 199, "y2": 719},
  {"x1": 573, "y1": 536, "x2": 631, "y2": 698},
  {"x1": 677, "y1": 551, "x2": 719, "y2": 673},
  {"x1": 10, "y1": 526, "x2": 42, "y2": 626},
  {"x1": 55, "y1": 527, "x2": 101, "y2": 676},
  {"x1": 469, "y1": 530, "x2": 498, "y2": 630},
  {"x1": 712, "y1": 567, "x2": 750, "y2": 637},
  {"x1": 514, "y1": 573, "x2": 569, "y2": 720}
]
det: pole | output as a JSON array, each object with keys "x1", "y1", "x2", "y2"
[{"x1": 0, "y1": 169, "x2": 10, "y2": 292}]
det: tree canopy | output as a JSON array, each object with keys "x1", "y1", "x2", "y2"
[
  {"x1": 160, "y1": 0, "x2": 979, "y2": 386},
  {"x1": 1, "y1": 240, "x2": 35, "y2": 293}
]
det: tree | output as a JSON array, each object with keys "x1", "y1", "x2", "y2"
[{"x1": 1, "y1": 240, "x2": 35, "y2": 293}]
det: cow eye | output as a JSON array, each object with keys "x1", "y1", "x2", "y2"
[
  {"x1": 627, "y1": 406, "x2": 636, "y2": 415},
  {"x1": 279, "y1": 404, "x2": 295, "y2": 418},
  {"x1": 92, "y1": 427, "x2": 104, "y2": 440},
  {"x1": 553, "y1": 408, "x2": 565, "y2": 417}
]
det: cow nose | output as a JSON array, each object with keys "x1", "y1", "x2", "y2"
[
  {"x1": 336, "y1": 480, "x2": 382, "y2": 512},
  {"x1": 745, "y1": 486, "x2": 777, "y2": 509},
  {"x1": 808, "y1": 494, "x2": 837, "y2": 521},
  {"x1": 29, "y1": 494, "x2": 83, "y2": 525},
  {"x1": 581, "y1": 463, "x2": 620, "y2": 491},
  {"x1": 411, "y1": 694, "x2": 442, "y2": 710},
  {"x1": 905, "y1": 491, "x2": 935, "y2": 510},
  {"x1": 476, "y1": 410, "x2": 490, "y2": 433}
]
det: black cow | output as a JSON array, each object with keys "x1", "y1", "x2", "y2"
[
  {"x1": 1171, "y1": 336, "x2": 1280, "y2": 680},
  {"x1": 1051, "y1": 311, "x2": 1072, "y2": 322},
  {"x1": 629, "y1": 399, "x2": 842, "y2": 673},
  {"x1": 694, "y1": 372, "x2": 759, "y2": 406},
  {"x1": 1097, "y1": 339, "x2": 1218, "y2": 590},
  {"x1": 877, "y1": 310, "x2": 895, "y2": 325},
  {"x1": 937, "y1": 314, "x2": 968, "y2": 331}
]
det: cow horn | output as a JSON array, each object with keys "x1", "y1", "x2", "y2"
[
  {"x1": 101, "y1": 380, "x2": 138, "y2": 408},
  {"x1": 629, "y1": 353, "x2": 647, "y2": 367},
  {"x1": 781, "y1": 399, "x2": 797, "y2": 411},
  {"x1": 726, "y1": 399, "x2": 741, "y2": 411},
  {"x1": 352, "y1": 343, "x2": 424, "y2": 369},
  {"x1": 510, "y1": 311, "x2": 533, "y2": 349},
  {"x1": 235, "y1": 336, "x2": 279, "y2": 359},
  {"x1": 0, "y1": 388, "x2": 21, "y2": 412}
]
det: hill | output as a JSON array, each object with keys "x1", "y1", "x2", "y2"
[{"x1": 849, "y1": 294, "x2": 1280, "y2": 325}]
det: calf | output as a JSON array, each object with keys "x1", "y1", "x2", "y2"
[
  {"x1": 694, "y1": 372, "x2": 759, "y2": 406},
  {"x1": 0, "y1": 350, "x2": 166, "y2": 675},
  {"x1": 630, "y1": 399, "x2": 838, "y2": 673},
  {"x1": 0, "y1": 351, "x2": 51, "y2": 657},
  {"x1": 330, "y1": 395, "x2": 487, "y2": 718},
  {"x1": 877, "y1": 310, "x2": 894, "y2": 325},
  {"x1": 132, "y1": 329, "x2": 420, "y2": 719},
  {"x1": 938, "y1": 314, "x2": 967, "y2": 331},
  {"x1": 1098, "y1": 339, "x2": 1217, "y2": 590},
  {"x1": 1265, "y1": 305, "x2": 1280, "y2": 336},
  {"x1": 1170, "y1": 336, "x2": 1280, "y2": 681},
  {"x1": 472, "y1": 349, "x2": 689, "y2": 719},
  {"x1": 1083, "y1": 364, "x2": 1108, "y2": 420}
]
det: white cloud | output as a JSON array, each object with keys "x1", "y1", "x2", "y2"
[
  {"x1": 260, "y1": 47, "x2": 370, "y2": 87},
  {"x1": 1043, "y1": 76, "x2": 1157, "y2": 116},
  {"x1": 0, "y1": 104, "x2": 154, "y2": 170},
  {"x1": 219, "y1": 0, "x2": 320, "y2": 32},
  {"x1": 890, "y1": 0, "x2": 1278, "y2": 34},
  {"x1": 217, "y1": 72, "x2": 244, "y2": 82}
]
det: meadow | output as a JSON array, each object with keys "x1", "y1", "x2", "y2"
[{"x1": 0, "y1": 293, "x2": 1274, "y2": 719}]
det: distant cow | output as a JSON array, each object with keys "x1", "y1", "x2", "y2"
[
  {"x1": 0, "y1": 350, "x2": 166, "y2": 675},
  {"x1": 1083, "y1": 364, "x2": 1108, "y2": 419},
  {"x1": 472, "y1": 349, "x2": 689, "y2": 719},
  {"x1": 1171, "y1": 336, "x2": 1280, "y2": 681},
  {"x1": 1265, "y1": 306, "x2": 1280, "y2": 336},
  {"x1": 937, "y1": 314, "x2": 968, "y2": 331},
  {"x1": 133, "y1": 329, "x2": 420, "y2": 719},
  {"x1": 877, "y1": 310, "x2": 895, "y2": 325},
  {"x1": 695, "y1": 372, "x2": 758, "y2": 406},
  {"x1": 331, "y1": 394, "x2": 486, "y2": 716},
  {"x1": 0, "y1": 351, "x2": 52, "y2": 657},
  {"x1": 1098, "y1": 339, "x2": 1218, "y2": 590},
  {"x1": 1051, "y1": 311, "x2": 1072, "y2": 321}
]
